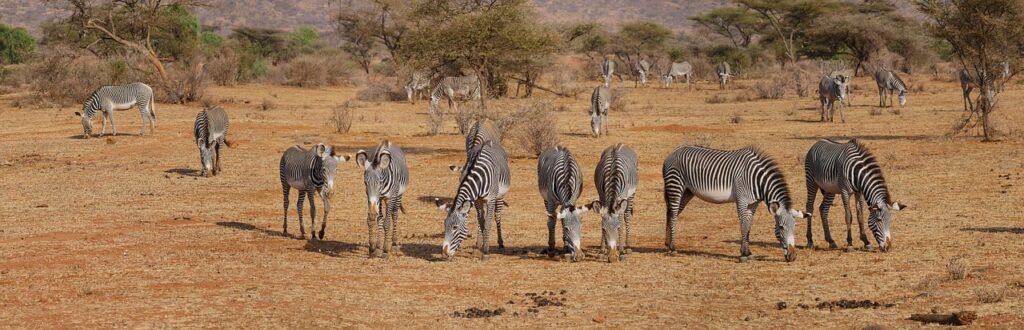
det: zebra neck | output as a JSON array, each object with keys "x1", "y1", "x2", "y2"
[
  {"x1": 309, "y1": 157, "x2": 325, "y2": 187},
  {"x1": 751, "y1": 161, "x2": 791, "y2": 209}
]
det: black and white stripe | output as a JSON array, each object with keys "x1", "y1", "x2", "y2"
[
  {"x1": 405, "y1": 71, "x2": 431, "y2": 104},
  {"x1": 429, "y1": 75, "x2": 481, "y2": 117},
  {"x1": 438, "y1": 140, "x2": 511, "y2": 259},
  {"x1": 590, "y1": 86, "x2": 610, "y2": 137},
  {"x1": 663, "y1": 146, "x2": 807, "y2": 262},
  {"x1": 74, "y1": 82, "x2": 155, "y2": 138},
  {"x1": 589, "y1": 143, "x2": 638, "y2": 263},
  {"x1": 279, "y1": 144, "x2": 349, "y2": 240},
  {"x1": 537, "y1": 146, "x2": 585, "y2": 261},
  {"x1": 193, "y1": 106, "x2": 231, "y2": 177},
  {"x1": 356, "y1": 140, "x2": 409, "y2": 258},
  {"x1": 662, "y1": 62, "x2": 693, "y2": 88},
  {"x1": 874, "y1": 69, "x2": 907, "y2": 108},
  {"x1": 602, "y1": 58, "x2": 615, "y2": 87},
  {"x1": 716, "y1": 62, "x2": 731, "y2": 89},
  {"x1": 804, "y1": 139, "x2": 906, "y2": 252},
  {"x1": 818, "y1": 75, "x2": 849, "y2": 123},
  {"x1": 634, "y1": 59, "x2": 651, "y2": 87}
]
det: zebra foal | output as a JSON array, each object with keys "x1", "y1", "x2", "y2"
[
  {"x1": 280, "y1": 144, "x2": 350, "y2": 240},
  {"x1": 356, "y1": 140, "x2": 409, "y2": 258},
  {"x1": 663, "y1": 146, "x2": 808, "y2": 262},
  {"x1": 75, "y1": 82, "x2": 155, "y2": 138},
  {"x1": 193, "y1": 106, "x2": 231, "y2": 177}
]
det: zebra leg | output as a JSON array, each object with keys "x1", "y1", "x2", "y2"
[
  {"x1": 737, "y1": 203, "x2": 756, "y2": 261},
  {"x1": 819, "y1": 192, "x2": 838, "y2": 249},
  {"x1": 479, "y1": 200, "x2": 494, "y2": 259},
  {"x1": 99, "y1": 112, "x2": 108, "y2": 137},
  {"x1": 854, "y1": 193, "x2": 871, "y2": 249},
  {"x1": 107, "y1": 108, "x2": 117, "y2": 136},
  {"x1": 306, "y1": 190, "x2": 316, "y2": 241},
  {"x1": 624, "y1": 196, "x2": 635, "y2": 254},
  {"x1": 840, "y1": 191, "x2": 855, "y2": 250},
  {"x1": 390, "y1": 194, "x2": 402, "y2": 249},
  {"x1": 494, "y1": 198, "x2": 505, "y2": 250},
  {"x1": 296, "y1": 191, "x2": 306, "y2": 239},
  {"x1": 664, "y1": 187, "x2": 694, "y2": 254},
  {"x1": 839, "y1": 103, "x2": 845, "y2": 123},
  {"x1": 366, "y1": 206, "x2": 377, "y2": 257},
  {"x1": 544, "y1": 200, "x2": 557, "y2": 256},
  {"x1": 213, "y1": 141, "x2": 222, "y2": 175},
  {"x1": 381, "y1": 198, "x2": 391, "y2": 257},
  {"x1": 319, "y1": 192, "x2": 330, "y2": 240},
  {"x1": 805, "y1": 182, "x2": 819, "y2": 249},
  {"x1": 282, "y1": 184, "x2": 290, "y2": 237},
  {"x1": 138, "y1": 104, "x2": 147, "y2": 136}
]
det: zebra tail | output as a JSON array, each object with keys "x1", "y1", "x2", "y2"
[
  {"x1": 150, "y1": 102, "x2": 156, "y2": 119},
  {"x1": 223, "y1": 139, "x2": 234, "y2": 148}
]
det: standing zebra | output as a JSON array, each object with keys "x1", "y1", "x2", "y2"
[
  {"x1": 960, "y1": 62, "x2": 1012, "y2": 112},
  {"x1": 602, "y1": 58, "x2": 616, "y2": 87},
  {"x1": 405, "y1": 71, "x2": 431, "y2": 104},
  {"x1": 874, "y1": 69, "x2": 907, "y2": 108},
  {"x1": 590, "y1": 86, "x2": 611, "y2": 137},
  {"x1": 663, "y1": 146, "x2": 808, "y2": 262},
  {"x1": 662, "y1": 62, "x2": 693, "y2": 88},
  {"x1": 537, "y1": 146, "x2": 587, "y2": 261},
  {"x1": 280, "y1": 144, "x2": 350, "y2": 240},
  {"x1": 804, "y1": 139, "x2": 907, "y2": 252},
  {"x1": 437, "y1": 140, "x2": 511, "y2": 259},
  {"x1": 193, "y1": 106, "x2": 231, "y2": 177},
  {"x1": 818, "y1": 75, "x2": 849, "y2": 123},
  {"x1": 429, "y1": 75, "x2": 481, "y2": 117},
  {"x1": 356, "y1": 140, "x2": 409, "y2": 258},
  {"x1": 716, "y1": 62, "x2": 732, "y2": 89},
  {"x1": 449, "y1": 119, "x2": 508, "y2": 248},
  {"x1": 74, "y1": 82, "x2": 155, "y2": 138},
  {"x1": 634, "y1": 59, "x2": 651, "y2": 87},
  {"x1": 589, "y1": 143, "x2": 638, "y2": 263}
]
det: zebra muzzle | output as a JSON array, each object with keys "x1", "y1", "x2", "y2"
[{"x1": 784, "y1": 245, "x2": 797, "y2": 262}]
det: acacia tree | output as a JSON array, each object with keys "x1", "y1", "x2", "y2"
[
  {"x1": 691, "y1": 7, "x2": 762, "y2": 48},
  {"x1": 918, "y1": 0, "x2": 1024, "y2": 141}
]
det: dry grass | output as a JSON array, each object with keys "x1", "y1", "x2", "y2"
[
  {"x1": 356, "y1": 82, "x2": 405, "y2": 102},
  {"x1": 706, "y1": 94, "x2": 729, "y2": 104},
  {"x1": 329, "y1": 101, "x2": 354, "y2": 134},
  {"x1": 258, "y1": 98, "x2": 276, "y2": 112},
  {"x1": 753, "y1": 77, "x2": 788, "y2": 100},
  {"x1": 975, "y1": 286, "x2": 1006, "y2": 304},
  {"x1": 947, "y1": 255, "x2": 970, "y2": 280},
  {"x1": 507, "y1": 100, "x2": 559, "y2": 156},
  {"x1": 1, "y1": 74, "x2": 1023, "y2": 327}
]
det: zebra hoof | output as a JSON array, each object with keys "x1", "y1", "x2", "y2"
[
  {"x1": 739, "y1": 256, "x2": 751, "y2": 263},
  {"x1": 844, "y1": 246, "x2": 856, "y2": 253},
  {"x1": 624, "y1": 248, "x2": 633, "y2": 255},
  {"x1": 479, "y1": 254, "x2": 490, "y2": 261},
  {"x1": 380, "y1": 252, "x2": 389, "y2": 259},
  {"x1": 667, "y1": 250, "x2": 677, "y2": 256},
  {"x1": 828, "y1": 243, "x2": 839, "y2": 250}
]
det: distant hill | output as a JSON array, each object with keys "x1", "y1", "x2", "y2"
[{"x1": 1, "y1": 0, "x2": 923, "y2": 37}]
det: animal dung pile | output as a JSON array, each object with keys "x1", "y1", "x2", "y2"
[
  {"x1": 776, "y1": 299, "x2": 895, "y2": 311},
  {"x1": 451, "y1": 307, "x2": 506, "y2": 319}
]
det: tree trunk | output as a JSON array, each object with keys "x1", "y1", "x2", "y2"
[{"x1": 979, "y1": 86, "x2": 997, "y2": 141}]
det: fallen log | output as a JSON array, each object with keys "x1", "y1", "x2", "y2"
[
  {"x1": 508, "y1": 77, "x2": 577, "y2": 98},
  {"x1": 908, "y1": 311, "x2": 977, "y2": 326}
]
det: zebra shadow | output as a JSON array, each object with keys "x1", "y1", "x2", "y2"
[
  {"x1": 629, "y1": 246, "x2": 748, "y2": 262},
  {"x1": 790, "y1": 134, "x2": 931, "y2": 141},
  {"x1": 304, "y1": 239, "x2": 361, "y2": 257},
  {"x1": 723, "y1": 240, "x2": 784, "y2": 249},
  {"x1": 216, "y1": 221, "x2": 287, "y2": 238},
  {"x1": 67, "y1": 133, "x2": 142, "y2": 139},
  {"x1": 417, "y1": 195, "x2": 452, "y2": 205},
  {"x1": 961, "y1": 227, "x2": 1024, "y2": 234},
  {"x1": 166, "y1": 168, "x2": 201, "y2": 177},
  {"x1": 399, "y1": 243, "x2": 444, "y2": 261}
]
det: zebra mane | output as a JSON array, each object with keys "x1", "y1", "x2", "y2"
[
  {"x1": 742, "y1": 147, "x2": 792, "y2": 209},
  {"x1": 847, "y1": 139, "x2": 892, "y2": 204}
]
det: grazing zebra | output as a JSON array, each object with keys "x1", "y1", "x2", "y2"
[
  {"x1": 818, "y1": 75, "x2": 849, "y2": 122},
  {"x1": 356, "y1": 140, "x2": 409, "y2": 258},
  {"x1": 428, "y1": 75, "x2": 481, "y2": 116},
  {"x1": 662, "y1": 62, "x2": 693, "y2": 88},
  {"x1": 663, "y1": 146, "x2": 808, "y2": 262},
  {"x1": 602, "y1": 58, "x2": 615, "y2": 87},
  {"x1": 437, "y1": 140, "x2": 511, "y2": 259},
  {"x1": 193, "y1": 106, "x2": 231, "y2": 177},
  {"x1": 804, "y1": 139, "x2": 907, "y2": 252},
  {"x1": 874, "y1": 69, "x2": 907, "y2": 108},
  {"x1": 590, "y1": 86, "x2": 611, "y2": 137},
  {"x1": 537, "y1": 146, "x2": 587, "y2": 261},
  {"x1": 405, "y1": 71, "x2": 431, "y2": 104},
  {"x1": 464, "y1": 119, "x2": 501, "y2": 157},
  {"x1": 634, "y1": 59, "x2": 651, "y2": 87},
  {"x1": 74, "y1": 82, "x2": 155, "y2": 138},
  {"x1": 588, "y1": 143, "x2": 638, "y2": 263},
  {"x1": 279, "y1": 144, "x2": 350, "y2": 240},
  {"x1": 716, "y1": 62, "x2": 732, "y2": 89}
]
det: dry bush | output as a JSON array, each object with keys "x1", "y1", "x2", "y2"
[
  {"x1": 550, "y1": 65, "x2": 585, "y2": 97},
  {"x1": 277, "y1": 53, "x2": 359, "y2": 88},
  {"x1": 160, "y1": 59, "x2": 208, "y2": 104},
  {"x1": 730, "y1": 113, "x2": 743, "y2": 124},
  {"x1": 258, "y1": 98, "x2": 276, "y2": 112},
  {"x1": 329, "y1": 101, "x2": 354, "y2": 134},
  {"x1": 733, "y1": 92, "x2": 754, "y2": 103},
  {"x1": 975, "y1": 286, "x2": 1006, "y2": 304},
  {"x1": 455, "y1": 104, "x2": 482, "y2": 135},
  {"x1": 356, "y1": 81, "x2": 406, "y2": 102},
  {"x1": 869, "y1": 107, "x2": 884, "y2": 116},
  {"x1": 706, "y1": 94, "x2": 729, "y2": 104},
  {"x1": 910, "y1": 81, "x2": 926, "y2": 93},
  {"x1": 947, "y1": 256, "x2": 970, "y2": 280},
  {"x1": 689, "y1": 57, "x2": 714, "y2": 81},
  {"x1": 427, "y1": 109, "x2": 444, "y2": 136},
  {"x1": 30, "y1": 47, "x2": 111, "y2": 105},
  {"x1": 753, "y1": 77, "x2": 788, "y2": 100},
  {"x1": 206, "y1": 49, "x2": 240, "y2": 86},
  {"x1": 509, "y1": 101, "x2": 559, "y2": 156},
  {"x1": 610, "y1": 87, "x2": 629, "y2": 112}
]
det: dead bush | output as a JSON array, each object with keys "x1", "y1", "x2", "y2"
[
  {"x1": 427, "y1": 109, "x2": 445, "y2": 136},
  {"x1": 730, "y1": 113, "x2": 743, "y2": 124},
  {"x1": 947, "y1": 256, "x2": 969, "y2": 280},
  {"x1": 610, "y1": 87, "x2": 628, "y2": 112},
  {"x1": 550, "y1": 65, "x2": 584, "y2": 97},
  {"x1": 689, "y1": 57, "x2": 714, "y2": 81},
  {"x1": 357, "y1": 81, "x2": 406, "y2": 102},
  {"x1": 160, "y1": 59, "x2": 208, "y2": 104},
  {"x1": 206, "y1": 48, "x2": 240, "y2": 86},
  {"x1": 753, "y1": 77, "x2": 788, "y2": 100},
  {"x1": 258, "y1": 98, "x2": 275, "y2": 112},
  {"x1": 869, "y1": 107, "x2": 884, "y2": 116},
  {"x1": 975, "y1": 286, "x2": 1006, "y2": 304},
  {"x1": 329, "y1": 101, "x2": 354, "y2": 134},
  {"x1": 910, "y1": 81, "x2": 926, "y2": 93},
  {"x1": 455, "y1": 104, "x2": 481, "y2": 135},
  {"x1": 277, "y1": 53, "x2": 360, "y2": 87},
  {"x1": 30, "y1": 47, "x2": 110, "y2": 105},
  {"x1": 733, "y1": 92, "x2": 754, "y2": 103},
  {"x1": 706, "y1": 94, "x2": 729, "y2": 104},
  {"x1": 509, "y1": 101, "x2": 559, "y2": 156}
]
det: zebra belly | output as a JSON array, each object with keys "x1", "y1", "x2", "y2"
[
  {"x1": 815, "y1": 179, "x2": 842, "y2": 194},
  {"x1": 692, "y1": 187, "x2": 735, "y2": 204},
  {"x1": 287, "y1": 180, "x2": 306, "y2": 191},
  {"x1": 112, "y1": 101, "x2": 138, "y2": 110}
]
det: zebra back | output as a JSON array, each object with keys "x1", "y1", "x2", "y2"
[
  {"x1": 595, "y1": 143, "x2": 638, "y2": 212},
  {"x1": 364, "y1": 141, "x2": 409, "y2": 197},
  {"x1": 465, "y1": 119, "x2": 501, "y2": 154},
  {"x1": 455, "y1": 140, "x2": 511, "y2": 207},
  {"x1": 538, "y1": 146, "x2": 583, "y2": 207},
  {"x1": 591, "y1": 86, "x2": 610, "y2": 115}
]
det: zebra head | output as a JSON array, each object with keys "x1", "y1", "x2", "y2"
[
  {"x1": 356, "y1": 146, "x2": 392, "y2": 221},
  {"x1": 75, "y1": 111, "x2": 93, "y2": 138},
  {"x1": 590, "y1": 110, "x2": 605, "y2": 137},
  {"x1": 404, "y1": 83, "x2": 414, "y2": 103},
  {"x1": 897, "y1": 90, "x2": 907, "y2": 107},
  {"x1": 770, "y1": 203, "x2": 809, "y2": 262},
  {"x1": 868, "y1": 201, "x2": 907, "y2": 252},
  {"x1": 198, "y1": 140, "x2": 213, "y2": 176},
  {"x1": 316, "y1": 144, "x2": 350, "y2": 198},
  {"x1": 834, "y1": 75, "x2": 850, "y2": 101},
  {"x1": 662, "y1": 75, "x2": 673, "y2": 87},
  {"x1": 437, "y1": 198, "x2": 472, "y2": 259},
  {"x1": 555, "y1": 205, "x2": 589, "y2": 262},
  {"x1": 588, "y1": 199, "x2": 625, "y2": 262}
]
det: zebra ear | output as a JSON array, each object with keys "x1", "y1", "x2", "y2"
[
  {"x1": 356, "y1": 150, "x2": 368, "y2": 169},
  {"x1": 587, "y1": 200, "x2": 603, "y2": 212},
  {"x1": 377, "y1": 152, "x2": 392, "y2": 169},
  {"x1": 768, "y1": 202, "x2": 781, "y2": 214},
  {"x1": 434, "y1": 198, "x2": 449, "y2": 211},
  {"x1": 449, "y1": 164, "x2": 463, "y2": 173},
  {"x1": 789, "y1": 208, "x2": 808, "y2": 220},
  {"x1": 892, "y1": 202, "x2": 907, "y2": 211},
  {"x1": 335, "y1": 154, "x2": 351, "y2": 162}
]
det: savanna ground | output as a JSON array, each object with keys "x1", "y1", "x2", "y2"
[{"x1": 1, "y1": 74, "x2": 1022, "y2": 328}]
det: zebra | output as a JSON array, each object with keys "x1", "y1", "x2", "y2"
[
  {"x1": 193, "y1": 106, "x2": 232, "y2": 177},
  {"x1": 405, "y1": 71, "x2": 431, "y2": 104},
  {"x1": 634, "y1": 59, "x2": 651, "y2": 87},
  {"x1": 355, "y1": 140, "x2": 409, "y2": 258},
  {"x1": 874, "y1": 69, "x2": 907, "y2": 108},
  {"x1": 662, "y1": 62, "x2": 693, "y2": 88},
  {"x1": 716, "y1": 62, "x2": 732, "y2": 89},
  {"x1": 537, "y1": 146, "x2": 586, "y2": 261},
  {"x1": 602, "y1": 58, "x2": 615, "y2": 87},
  {"x1": 588, "y1": 143, "x2": 638, "y2": 263},
  {"x1": 279, "y1": 143, "x2": 350, "y2": 240},
  {"x1": 428, "y1": 75, "x2": 481, "y2": 117},
  {"x1": 663, "y1": 146, "x2": 809, "y2": 262},
  {"x1": 818, "y1": 75, "x2": 849, "y2": 123},
  {"x1": 449, "y1": 119, "x2": 508, "y2": 248},
  {"x1": 74, "y1": 82, "x2": 155, "y2": 138},
  {"x1": 436, "y1": 140, "x2": 511, "y2": 260},
  {"x1": 960, "y1": 61, "x2": 1012, "y2": 112},
  {"x1": 804, "y1": 139, "x2": 907, "y2": 252},
  {"x1": 590, "y1": 86, "x2": 611, "y2": 137}
]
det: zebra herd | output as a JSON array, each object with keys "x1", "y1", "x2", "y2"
[{"x1": 71, "y1": 75, "x2": 913, "y2": 264}]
